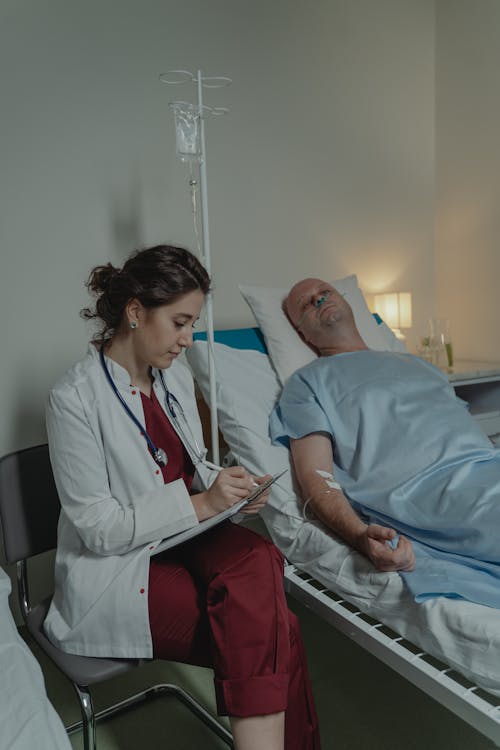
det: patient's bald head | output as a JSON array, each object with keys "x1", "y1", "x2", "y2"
[{"x1": 285, "y1": 278, "x2": 368, "y2": 355}]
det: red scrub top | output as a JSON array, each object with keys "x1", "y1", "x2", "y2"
[{"x1": 140, "y1": 385, "x2": 195, "y2": 491}]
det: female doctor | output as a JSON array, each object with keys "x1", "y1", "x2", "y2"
[{"x1": 44, "y1": 245, "x2": 320, "y2": 750}]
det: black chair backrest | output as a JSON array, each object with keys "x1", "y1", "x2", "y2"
[{"x1": 0, "y1": 444, "x2": 60, "y2": 564}]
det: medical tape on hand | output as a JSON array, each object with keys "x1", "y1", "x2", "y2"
[{"x1": 302, "y1": 470, "x2": 342, "y2": 520}]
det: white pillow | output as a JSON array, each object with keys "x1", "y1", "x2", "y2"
[
  {"x1": 376, "y1": 320, "x2": 408, "y2": 354},
  {"x1": 188, "y1": 343, "x2": 283, "y2": 467},
  {"x1": 186, "y1": 341, "x2": 305, "y2": 548},
  {"x1": 239, "y1": 275, "x2": 405, "y2": 383}
]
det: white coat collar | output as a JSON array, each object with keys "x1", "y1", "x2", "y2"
[
  {"x1": 89, "y1": 342, "x2": 183, "y2": 394},
  {"x1": 88, "y1": 342, "x2": 142, "y2": 388}
]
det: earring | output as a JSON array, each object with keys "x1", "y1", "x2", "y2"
[{"x1": 130, "y1": 321, "x2": 138, "y2": 329}]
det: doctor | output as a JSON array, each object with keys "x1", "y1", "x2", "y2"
[{"x1": 45, "y1": 245, "x2": 320, "y2": 750}]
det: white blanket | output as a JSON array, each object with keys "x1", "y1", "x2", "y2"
[
  {"x1": 188, "y1": 341, "x2": 500, "y2": 697},
  {"x1": 0, "y1": 568, "x2": 71, "y2": 750}
]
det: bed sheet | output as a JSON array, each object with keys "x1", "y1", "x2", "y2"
[
  {"x1": 0, "y1": 567, "x2": 71, "y2": 750},
  {"x1": 187, "y1": 341, "x2": 500, "y2": 697}
]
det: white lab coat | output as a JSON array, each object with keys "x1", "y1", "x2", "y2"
[{"x1": 44, "y1": 344, "x2": 218, "y2": 658}]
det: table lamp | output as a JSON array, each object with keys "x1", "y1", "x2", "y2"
[{"x1": 374, "y1": 292, "x2": 412, "y2": 340}]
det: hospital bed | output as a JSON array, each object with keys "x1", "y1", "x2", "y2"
[
  {"x1": 0, "y1": 566, "x2": 72, "y2": 750},
  {"x1": 186, "y1": 276, "x2": 500, "y2": 747}
]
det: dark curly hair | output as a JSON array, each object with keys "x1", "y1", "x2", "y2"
[{"x1": 81, "y1": 245, "x2": 211, "y2": 343}]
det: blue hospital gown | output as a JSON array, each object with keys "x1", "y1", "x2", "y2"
[{"x1": 270, "y1": 351, "x2": 500, "y2": 608}]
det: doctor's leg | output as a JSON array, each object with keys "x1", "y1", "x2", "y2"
[
  {"x1": 177, "y1": 522, "x2": 321, "y2": 750},
  {"x1": 148, "y1": 523, "x2": 320, "y2": 748},
  {"x1": 149, "y1": 549, "x2": 286, "y2": 749}
]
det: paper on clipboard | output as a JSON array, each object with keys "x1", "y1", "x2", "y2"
[{"x1": 152, "y1": 469, "x2": 288, "y2": 555}]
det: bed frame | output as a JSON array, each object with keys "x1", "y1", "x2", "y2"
[{"x1": 284, "y1": 563, "x2": 500, "y2": 746}]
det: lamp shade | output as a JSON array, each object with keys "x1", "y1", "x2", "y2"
[{"x1": 374, "y1": 292, "x2": 412, "y2": 337}]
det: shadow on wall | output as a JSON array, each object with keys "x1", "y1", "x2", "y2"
[
  {"x1": 108, "y1": 173, "x2": 145, "y2": 261},
  {"x1": 2, "y1": 176, "x2": 146, "y2": 621}
]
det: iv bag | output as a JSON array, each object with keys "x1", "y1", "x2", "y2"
[{"x1": 169, "y1": 101, "x2": 202, "y2": 163}]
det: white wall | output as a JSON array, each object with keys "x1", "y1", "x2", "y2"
[
  {"x1": 0, "y1": 0, "x2": 434, "y2": 609},
  {"x1": 435, "y1": 0, "x2": 500, "y2": 362},
  {"x1": 0, "y1": 0, "x2": 435, "y2": 460}
]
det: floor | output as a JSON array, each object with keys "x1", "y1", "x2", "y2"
[
  {"x1": 17, "y1": 508, "x2": 498, "y2": 750},
  {"x1": 26, "y1": 592, "x2": 499, "y2": 750}
]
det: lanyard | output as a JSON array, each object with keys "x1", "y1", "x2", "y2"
[{"x1": 99, "y1": 348, "x2": 168, "y2": 467}]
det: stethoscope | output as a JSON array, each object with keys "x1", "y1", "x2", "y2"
[{"x1": 99, "y1": 348, "x2": 219, "y2": 470}]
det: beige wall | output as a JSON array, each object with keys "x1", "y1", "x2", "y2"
[{"x1": 435, "y1": 0, "x2": 500, "y2": 362}]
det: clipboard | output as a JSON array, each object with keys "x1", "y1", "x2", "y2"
[{"x1": 152, "y1": 469, "x2": 288, "y2": 555}]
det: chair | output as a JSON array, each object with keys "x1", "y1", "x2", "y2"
[{"x1": 0, "y1": 444, "x2": 233, "y2": 750}]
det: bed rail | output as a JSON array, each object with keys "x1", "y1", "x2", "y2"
[{"x1": 284, "y1": 564, "x2": 500, "y2": 747}]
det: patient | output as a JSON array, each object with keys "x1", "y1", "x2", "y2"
[{"x1": 270, "y1": 278, "x2": 500, "y2": 608}]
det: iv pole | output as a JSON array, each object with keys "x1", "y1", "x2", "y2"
[
  {"x1": 160, "y1": 69, "x2": 231, "y2": 465},
  {"x1": 196, "y1": 70, "x2": 218, "y2": 464}
]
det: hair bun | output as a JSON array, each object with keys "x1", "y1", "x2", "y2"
[
  {"x1": 81, "y1": 244, "x2": 210, "y2": 344},
  {"x1": 86, "y1": 263, "x2": 120, "y2": 295}
]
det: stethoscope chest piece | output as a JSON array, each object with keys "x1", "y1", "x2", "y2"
[
  {"x1": 99, "y1": 348, "x2": 205, "y2": 470},
  {"x1": 99, "y1": 349, "x2": 170, "y2": 468},
  {"x1": 154, "y1": 448, "x2": 168, "y2": 467}
]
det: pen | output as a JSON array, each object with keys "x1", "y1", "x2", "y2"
[{"x1": 203, "y1": 459, "x2": 224, "y2": 472}]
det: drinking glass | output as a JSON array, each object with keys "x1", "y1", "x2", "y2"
[
  {"x1": 416, "y1": 336, "x2": 433, "y2": 362},
  {"x1": 428, "y1": 318, "x2": 454, "y2": 371}
]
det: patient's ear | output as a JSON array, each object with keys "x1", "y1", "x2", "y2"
[
  {"x1": 281, "y1": 297, "x2": 291, "y2": 322},
  {"x1": 299, "y1": 332, "x2": 320, "y2": 356},
  {"x1": 282, "y1": 303, "x2": 319, "y2": 355}
]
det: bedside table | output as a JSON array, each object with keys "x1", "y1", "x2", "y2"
[{"x1": 445, "y1": 361, "x2": 500, "y2": 443}]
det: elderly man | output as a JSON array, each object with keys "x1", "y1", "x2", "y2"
[{"x1": 270, "y1": 278, "x2": 500, "y2": 608}]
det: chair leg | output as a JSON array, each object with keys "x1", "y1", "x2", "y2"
[
  {"x1": 66, "y1": 682, "x2": 234, "y2": 750},
  {"x1": 66, "y1": 681, "x2": 233, "y2": 748},
  {"x1": 73, "y1": 683, "x2": 97, "y2": 750},
  {"x1": 152, "y1": 683, "x2": 233, "y2": 746}
]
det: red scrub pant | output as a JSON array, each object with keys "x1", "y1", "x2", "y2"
[{"x1": 148, "y1": 521, "x2": 320, "y2": 749}]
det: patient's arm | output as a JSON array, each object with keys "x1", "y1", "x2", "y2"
[{"x1": 290, "y1": 432, "x2": 415, "y2": 573}]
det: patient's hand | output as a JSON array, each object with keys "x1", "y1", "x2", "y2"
[{"x1": 362, "y1": 524, "x2": 415, "y2": 572}]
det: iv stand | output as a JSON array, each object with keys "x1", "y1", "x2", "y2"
[
  {"x1": 197, "y1": 71, "x2": 218, "y2": 464},
  {"x1": 160, "y1": 69, "x2": 231, "y2": 465}
]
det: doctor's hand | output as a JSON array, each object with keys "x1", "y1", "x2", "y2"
[
  {"x1": 362, "y1": 524, "x2": 416, "y2": 572},
  {"x1": 192, "y1": 466, "x2": 255, "y2": 521},
  {"x1": 240, "y1": 474, "x2": 273, "y2": 516}
]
